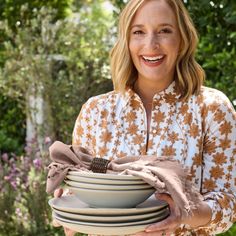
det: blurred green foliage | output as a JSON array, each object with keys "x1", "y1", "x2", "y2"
[
  {"x1": 0, "y1": 0, "x2": 235, "y2": 152},
  {"x1": 0, "y1": 96, "x2": 25, "y2": 154},
  {"x1": 186, "y1": 0, "x2": 236, "y2": 103},
  {"x1": 0, "y1": 0, "x2": 72, "y2": 26},
  {"x1": 0, "y1": 0, "x2": 73, "y2": 153}
]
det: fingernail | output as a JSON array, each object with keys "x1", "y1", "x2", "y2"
[{"x1": 145, "y1": 226, "x2": 156, "y2": 232}]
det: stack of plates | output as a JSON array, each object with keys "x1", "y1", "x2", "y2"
[
  {"x1": 49, "y1": 195, "x2": 169, "y2": 235},
  {"x1": 64, "y1": 171, "x2": 156, "y2": 208}
]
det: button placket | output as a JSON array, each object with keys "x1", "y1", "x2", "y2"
[
  {"x1": 120, "y1": 98, "x2": 147, "y2": 156},
  {"x1": 150, "y1": 96, "x2": 177, "y2": 155}
]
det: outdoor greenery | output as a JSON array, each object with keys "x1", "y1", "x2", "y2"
[{"x1": 0, "y1": 0, "x2": 235, "y2": 235}]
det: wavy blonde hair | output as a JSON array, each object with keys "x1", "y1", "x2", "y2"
[{"x1": 110, "y1": 0, "x2": 205, "y2": 100}]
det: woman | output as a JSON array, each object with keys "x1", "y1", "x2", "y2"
[{"x1": 55, "y1": 0, "x2": 236, "y2": 235}]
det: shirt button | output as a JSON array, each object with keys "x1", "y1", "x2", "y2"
[{"x1": 153, "y1": 130, "x2": 157, "y2": 134}]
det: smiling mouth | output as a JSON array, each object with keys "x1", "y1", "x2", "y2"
[{"x1": 141, "y1": 55, "x2": 165, "y2": 65}]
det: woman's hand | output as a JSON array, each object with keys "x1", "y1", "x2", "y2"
[
  {"x1": 53, "y1": 188, "x2": 77, "y2": 236},
  {"x1": 133, "y1": 193, "x2": 181, "y2": 236},
  {"x1": 133, "y1": 191, "x2": 212, "y2": 236}
]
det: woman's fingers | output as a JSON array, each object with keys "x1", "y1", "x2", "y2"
[
  {"x1": 145, "y1": 216, "x2": 178, "y2": 232},
  {"x1": 133, "y1": 229, "x2": 172, "y2": 236},
  {"x1": 52, "y1": 189, "x2": 64, "y2": 228},
  {"x1": 54, "y1": 188, "x2": 63, "y2": 198},
  {"x1": 140, "y1": 193, "x2": 181, "y2": 234},
  {"x1": 52, "y1": 219, "x2": 61, "y2": 227},
  {"x1": 135, "y1": 215, "x2": 178, "y2": 235},
  {"x1": 52, "y1": 189, "x2": 77, "y2": 235},
  {"x1": 64, "y1": 227, "x2": 77, "y2": 236},
  {"x1": 155, "y1": 193, "x2": 181, "y2": 218}
]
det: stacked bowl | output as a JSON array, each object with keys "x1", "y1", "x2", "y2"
[
  {"x1": 49, "y1": 171, "x2": 169, "y2": 235},
  {"x1": 65, "y1": 171, "x2": 156, "y2": 208}
]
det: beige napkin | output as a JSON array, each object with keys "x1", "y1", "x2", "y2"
[{"x1": 46, "y1": 141, "x2": 203, "y2": 218}]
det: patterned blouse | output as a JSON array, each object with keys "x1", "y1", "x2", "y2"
[{"x1": 72, "y1": 82, "x2": 236, "y2": 235}]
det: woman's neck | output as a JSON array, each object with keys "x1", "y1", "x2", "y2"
[{"x1": 133, "y1": 78, "x2": 173, "y2": 104}]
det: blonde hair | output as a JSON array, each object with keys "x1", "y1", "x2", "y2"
[{"x1": 110, "y1": 0, "x2": 205, "y2": 100}]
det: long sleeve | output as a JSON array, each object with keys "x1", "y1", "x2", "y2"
[
  {"x1": 72, "y1": 97, "x2": 99, "y2": 154},
  {"x1": 199, "y1": 91, "x2": 236, "y2": 234}
]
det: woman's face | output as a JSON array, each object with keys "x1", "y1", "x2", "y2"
[{"x1": 129, "y1": 0, "x2": 181, "y2": 89}]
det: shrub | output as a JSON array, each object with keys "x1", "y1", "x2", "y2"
[{"x1": 0, "y1": 138, "x2": 65, "y2": 236}]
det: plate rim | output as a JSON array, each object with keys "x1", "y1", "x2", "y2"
[
  {"x1": 64, "y1": 180, "x2": 152, "y2": 190},
  {"x1": 52, "y1": 206, "x2": 168, "y2": 222},
  {"x1": 55, "y1": 219, "x2": 152, "y2": 235},
  {"x1": 53, "y1": 209, "x2": 169, "y2": 226},
  {"x1": 48, "y1": 195, "x2": 168, "y2": 216},
  {"x1": 68, "y1": 171, "x2": 143, "y2": 180},
  {"x1": 66, "y1": 174, "x2": 146, "y2": 185}
]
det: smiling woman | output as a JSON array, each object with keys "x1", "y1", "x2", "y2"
[
  {"x1": 54, "y1": 0, "x2": 236, "y2": 236},
  {"x1": 129, "y1": 0, "x2": 181, "y2": 102}
]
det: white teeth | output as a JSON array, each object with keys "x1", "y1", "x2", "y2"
[{"x1": 142, "y1": 55, "x2": 164, "y2": 61}]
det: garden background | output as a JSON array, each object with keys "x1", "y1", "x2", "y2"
[{"x1": 0, "y1": 0, "x2": 235, "y2": 235}]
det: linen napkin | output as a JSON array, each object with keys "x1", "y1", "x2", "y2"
[{"x1": 46, "y1": 141, "x2": 203, "y2": 218}]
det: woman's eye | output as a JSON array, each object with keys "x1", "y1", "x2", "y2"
[
  {"x1": 159, "y1": 28, "x2": 172, "y2": 34},
  {"x1": 133, "y1": 30, "x2": 144, "y2": 35}
]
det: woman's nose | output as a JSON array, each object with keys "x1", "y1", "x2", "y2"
[{"x1": 145, "y1": 34, "x2": 160, "y2": 50}]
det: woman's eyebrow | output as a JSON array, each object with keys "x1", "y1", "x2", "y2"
[
  {"x1": 130, "y1": 24, "x2": 144, "y2": 29},
  {"x1": 131, "y1": 23, "x2": 174, "y2": 29},
  {"x1": 158, "y1": 23, "x2": 174, "y2": 28}
]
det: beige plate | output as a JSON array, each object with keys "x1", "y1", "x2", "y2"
[
  {"x1": 48, "y1": 195, "x2": 168, "y2": 215},
  {"x1": 53, "y1": 208, "x2": 169, "y2": 226},
  {"x1": 53, "y1": 206, "x2": 168, "y2": 223},
  {"x1": 64, "y1": 180, "x2": 151, "y2": 190},
  {"x1": 68, "y1": 171, "x2": 143, "y2": 181},
  {"x1": 54, "y1": 219, "x2": 159, "y2": 235},
  {"x1": 66, "y1": 174, "x2": 146, "y2": 185}
]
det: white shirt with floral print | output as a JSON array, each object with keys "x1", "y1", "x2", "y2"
[{"x1": 72, "y1": 82, "x2": 236, "y2": 235}]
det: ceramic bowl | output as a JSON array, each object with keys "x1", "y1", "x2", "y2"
[{"x1": 68, "y1": 186, "x2": 156, "y2": 208}]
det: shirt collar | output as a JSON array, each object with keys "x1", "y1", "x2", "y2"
[{"x1": 122, "y1": 81, "x2": 181, "y2": 106}]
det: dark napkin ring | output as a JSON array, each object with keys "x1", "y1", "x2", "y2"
[{"x1": 90, "y1": 157, "x2": 110, "y2": 173}]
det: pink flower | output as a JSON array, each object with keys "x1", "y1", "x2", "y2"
[
  {"x1": 4, "y1": 176, "x2": 10, "y2": 181},
  {"x1": 44, "y1": 136, "x2": 52, "y2": 144},
  {"x1": 33, "y1": 158, "x2": 42, "y2": 170},
  {"x1": 10, "y1": 181, "x2": 17, "y2": 190},
  {"x1": 2, "y1": 153, "x2": 9, "y2": 162}
]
